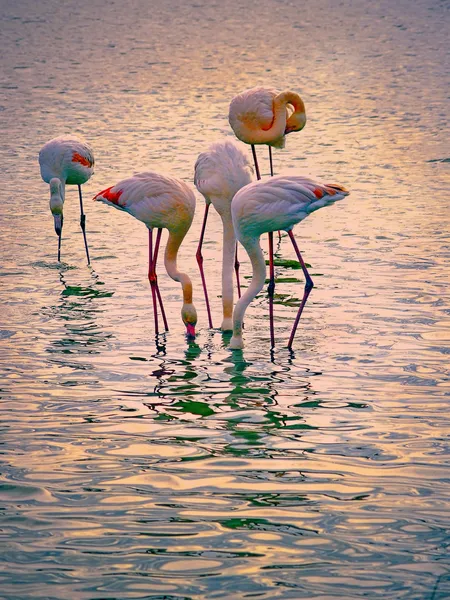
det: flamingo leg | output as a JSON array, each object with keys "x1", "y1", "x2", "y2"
[
  {"x1": 78, "y1": 185, "x2": 91, "y2": 265},
  {"x1": 235, "y1": 242, "x2": 241, "y2": 299},
  {"x1": 268, "y1": 231, "x2": 275, "y2": 347},
  {"x1": 251, "y1": 145, "x2": 261, "y2": 180},
  {"x1": 287, "y1": 230, "x2": 314, "y2": 349},
  {"x1": 152, "y1": 228, "x2": 169, "y2": 332},
  {"x1": 148, "y1": 229, "x2": 159, "y2": 335},
  {"x1": 195, "y1": 203, "x2": 213, "y2": 328},
  {"x1": 57, "y1": 216, "x2": 63, "y2": 262},
  {"x1": 267, "y1": 147, "x2": 282, "y2": 240}
]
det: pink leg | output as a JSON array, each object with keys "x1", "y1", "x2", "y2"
[
  {"x1": 251, "y1": 144, "x2": 261, "y2": 180},
  {"x1": 152, "y1": 228, "x2": 169, "y2": 331},
  {"x1": 287, "y1": 230, "x2": 314, "y2": 349},
  {"x1": 78, "y1": 185, "x2": 91, "y2": 265},
  {"x1": 268, "y1": 231, "x2": 275, "y2": 347},
  {"x1": 196, "y1": 204, "x2": 213, "y2": 328},
  {"x1": 268, "y1": 147, "x2": 281, "y2": 240},
  {"x1": 235, "y1": 242, "x2": 241, "y2": 299},
  {"x1": 148, "y1": 229, "x2": 159, "y2": 335}
]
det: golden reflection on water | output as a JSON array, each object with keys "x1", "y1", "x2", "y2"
[{"x1": 1, "y1": 0, "x2": 450, "y2": 597}]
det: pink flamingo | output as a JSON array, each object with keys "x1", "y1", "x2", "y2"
[
  {"x1": 39, "y1": 136, "x2": 94, "y2": 263},
  {"x1": 194, "y1": 140, "x2": 253, "y2": 331},
  {"x1": 229, "y1": 175, "x2": 349, "y2": 350},
  {"x1": 93, "y1": 172, "x2": 197, "y2": 338},
  {"x1": 228, "y1": 87, "x2": 306, "y2": 180}
]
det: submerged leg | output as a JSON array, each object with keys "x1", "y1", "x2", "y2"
[
  {"x1": 148, "y1": 229, "x2": 159, "y2": 335},
  {"x1": 152, "y1": 228, "x2": 169, "y2": 332},
  {"x1": 287, "y1": 230, "x2": 314, "y2": 349},
  {"x1": 251, "y1": 144, "x2": 261, "y2": 180},
  {"x1": 268, "y1": 231, "x2": 275, "y2": 347},
  {"x1": 78, "y1": 185, "x2": 91, "y2": 265},
  {"x1": 235, "y1": 242, "x2": 241, "y2": 299},
  {"x1": 196, "y1": 203, "x2": 213, "y2": 328}
]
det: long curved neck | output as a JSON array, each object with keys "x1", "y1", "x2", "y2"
[
  {"x1": 230, "y1": 236, "x2": 266, "y2": 347},
  {"x1": 164, "y1": 229, "x2": 193, "y2": 305},
  {"x1": 280, "y1": 91, "x2": 306, "y2": 133},
  {"x1": 49, "y1": 177, "x2": 65, "y2": 215},
  {"x1": 220, "y1": 212, "x2": 236, "y2": 328}
]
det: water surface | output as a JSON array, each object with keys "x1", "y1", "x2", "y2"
[{"x1": 1, "y1": 0, "x2": 449, "y2": 598}]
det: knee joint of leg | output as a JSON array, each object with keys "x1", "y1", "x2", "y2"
[
  {"x1": 306, "y1": 278, "x2": 314, "y2": 292},
  {"x1": 267, "y1": 280, "x2": 275, "y2": 296}
]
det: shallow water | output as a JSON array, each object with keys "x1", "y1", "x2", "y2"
[{"x1": 1, "y1": 0, "x2": 450, "y2": 598}]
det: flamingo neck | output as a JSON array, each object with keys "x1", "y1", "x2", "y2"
[
  {"x1": 219, "y1": 212, "x2": 236, "y2": 331},
  {"x1": 229, "y1": 236, "x2": 266, "y2": 349},
  {"x1": 278, "y1": 91, "x2": 306, "y2": 133},
  {"x1": 49, "y1": 177, "x2": 65, "y2": 215},
  {"x1": 164, "y1": 229, "x2": 197, "y2": 329}
]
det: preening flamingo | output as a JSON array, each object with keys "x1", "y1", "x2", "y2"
[
  {"x1": 229, "y1": 175, "x2": 349, "y2": 350},
  {"x1": 194, "y1": 140, "x2": 253, "y2": 331},
  {"x1": 39, "y1": 136, "x2": 94, "y2": 263},
  {"x1": 228, "y1": 87, "x2": 306, "y2": 180},
  {"x1": 93, "y1": 172, "x2": 197, "y2": 338}
]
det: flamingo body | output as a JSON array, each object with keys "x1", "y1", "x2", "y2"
[
  {"x1": 230, "y1": 175, "x2": 349, "y2": 349},
  {"x1": 39, "y1": 136, "x2": 94, "y2": 186},
  {"x1": 93, "y1": 172, "x2": 197, "y2": 337},
  {"x1": 194, "y1": 140, "x2": 253, "y2": 330},
  {"x1": 39, "y1": 136, "x2": 94, "y2": 262}
]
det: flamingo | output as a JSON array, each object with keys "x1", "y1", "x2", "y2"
[
  {"x1": 194, "y1": 140, "x2": 253, "y2": 331},
  {"x1": 228, "y1": 87, "x2": 306, "y2": 180},
  {"x1": 93, "y1": 172, "x2": 197, "y2": 338},
  {"x1": 229, "y1": 175, "x2": 349, "y2": 350},
  {"x1": 39, "y1": 136, "x2": 94, "y2": 263}
]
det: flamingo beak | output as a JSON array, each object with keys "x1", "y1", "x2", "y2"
[
  {"x1": 186, "y1": 324, "x2": 196, "y2": 339},
  {"x1": 54, "y1": 214, "x2": 63, "y2": 237}
]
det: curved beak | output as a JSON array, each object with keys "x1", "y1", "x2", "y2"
[
  {"x1": 54, "y1": 214, "x2": 63, "y2": 237},
  {"x1": 186, "y1": 324, "x2": 196, "y2": 339}
]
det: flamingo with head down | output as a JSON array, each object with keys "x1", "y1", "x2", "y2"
[
  {"x1": 229, "y1": 175, "x2": 349, "y2": 350},
  {"x1": 93, "y1": 171, "x2": 197, "y2": 339},
  {"x1": 39, "y1": 136, "x2": 94, "y2": 263},
  {"x1": 194, "y1": 140, "x2": 253, "y2": 331}
]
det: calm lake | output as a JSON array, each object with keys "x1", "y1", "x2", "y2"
[{"x1": 1, "y1": 0, "x2": 449, "y2": 598}]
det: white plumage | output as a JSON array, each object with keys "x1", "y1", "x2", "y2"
[
  {"x1": 229, "y1": 175, "x2": 349, "y2": 350},
  {"x1": 93, "y1": 172, "x2": 197, "y2": 338},
  {"x1": 39, "y1": 136, "x2": 94, "y2": 263},
  {"x1": 194, "y1": 140, "x2": 253, "y2": 330}
]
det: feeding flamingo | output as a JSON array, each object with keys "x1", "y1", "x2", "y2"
[
  {"x1": 93, "y1": 172, "x2": 197, "y2": 338},
  {"x1": 39, "y1": 136, "x2": 94, "y2": 263},
  {"x1": 229, "y1": 175, "x2": 349, "y2": 350},
  {"x1": 228, "y1": 87, "x2": 306, "y2": 180},
  {"x1": 194, "y1": 140, "x2": 253, "y2": 331}
]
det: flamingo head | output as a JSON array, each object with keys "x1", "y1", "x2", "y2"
[
  {"x1": 285, "y1": 110, "x2": 307, "y2": 134},
  {"x1": 182, "y1": 303, "x2": 197, "y2": 339}
]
